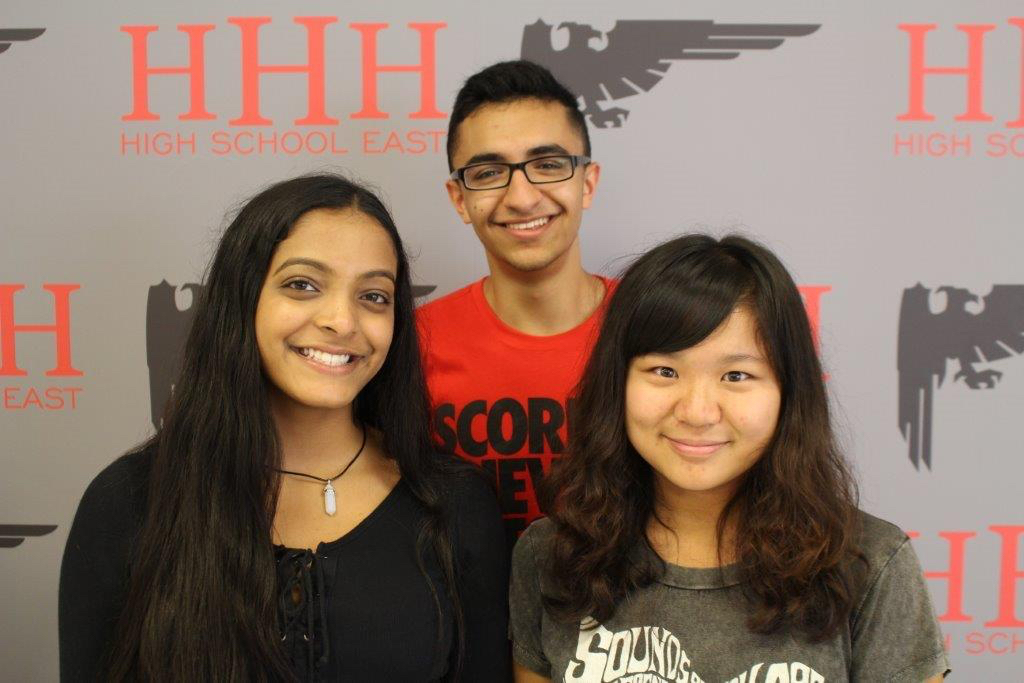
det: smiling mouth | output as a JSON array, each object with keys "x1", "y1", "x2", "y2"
[
  {"x1": 666, "y1": 437, "x2": 729, "y2": 457},
  {"x1": 500, "y1": 214, "x2": 555, "y2": 231},
  {"x1": 294, "y1": 347, "x2": 358, "y2": 368}
]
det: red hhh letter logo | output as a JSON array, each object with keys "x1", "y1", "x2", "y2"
[{"x1": 121, "y1": 19, "x2": 447, "y2": 125}]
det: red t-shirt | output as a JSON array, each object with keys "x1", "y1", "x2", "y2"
[{"x1": 416, "y1": 277, "x2": 615, "y2": 540}]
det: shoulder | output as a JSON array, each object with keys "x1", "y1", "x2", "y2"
[
  {"x1": 852, "y1": 509, "x2": 927, "y2": 610},
  {"x1": 512, "y1": 517, "x2": 555, "y2": 570},
  {"x1": 61, "y1": 445, "x2": 153, "y2": 591},
  {"x1": 415, "y1": 281, "x2": 480, "y2": 324},
  {"x1": 509, "y1": 519, "x2": 554, "y2": 624},
  {"x1": 59, "y1": 447, "x2": 152, "y2": 682},
  {"x1": 519, "y1": 516, "x2": 555, "y2": 548},
  {"x1": 596, "y1": 275, "x2": 620, "y2": 307},
  {"x1": 444, "y1": 461, "x2": 498, "y2": 511},
  {"x1": 436, "y1": 458, "x2": 504, "y2": 549},
  {"x1": 74, "y1": 446, "x2": 153, "y2": 527},
  {"x1": 598, "y1": 275, "x2": 619, "y2": 297},
  {"x1": 847, "y1": 511, "x2": 950, "y2": 679},
  {"x1": 855, "y1": 509, "x2": 912, "y2": 571}
]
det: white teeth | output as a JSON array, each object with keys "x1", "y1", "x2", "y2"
[
  {"x1": 300, "y1": 348, "x2": 352, "y2": 367},
  {"x1": 506, "y1": 216, "x2": 550, "y2": 230}
]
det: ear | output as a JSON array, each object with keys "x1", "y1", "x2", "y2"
[
  {"x1": 581, "y1": 161, "x2": 601, "y2": 210},
  {"x1": 445, "y1": 178, "x2": 472, "y2": 224}
]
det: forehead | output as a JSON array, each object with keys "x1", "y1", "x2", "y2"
[
  {"x1": 272, "y1": 208, "x2": 397, "y2": 269},
  {"x1": 660, "y1": 308, "x2": 767, "y2": 362},
  {"x1": 451, "y1": 98, "x2": 585, "y2": 166},
  {"x1": 700, "y1": 308, "x2": 762, "y2": 352}
]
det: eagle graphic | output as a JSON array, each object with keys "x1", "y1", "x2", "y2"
[
  {"x1": 897, "y1": 283, "x2": 1024, "y2": 470},
  {"x1": 146, "y1": 281, "x2": 201, "y2": 430},
  {"x1": 520, "y1": 19, "x2": 820, "y2": 128},
  {"x1": 145, "y1": 281, "x2": 437, "y2": 429},
  {"x1": 0, "y1": 28, "x2": 45, "y2": 55},
  {"x1": 0, "y1": 524, "x2": 57, "y2": 549}
]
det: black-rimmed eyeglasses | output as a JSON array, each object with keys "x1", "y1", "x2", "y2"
[{"x1": 450, "y1": 155, "x2": 591, "y2": 191}]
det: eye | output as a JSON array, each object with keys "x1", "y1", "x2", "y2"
[
  {"x1": 532, "y1": 157, "x2": 567, "y2": 170},
  {"x1": 652, "y1": 366, "x2": 677, "y2": 379},
  {"x1": 284, "y1": 279, "x2": 318, "y2": 293},
  {"x1": 468, "y1": 165, "x2": 505, "y2": 180},
  {"x1": 722, "y1": 371, "x2": 751, "y2": 383},
  {"x1": 361, "y1": 291, "x2": 392, "y2": 305}
]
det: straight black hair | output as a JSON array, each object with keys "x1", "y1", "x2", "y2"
[
  {"x1": 446, "y1": 59, "x2": 591, "y2": 170},
  {"x1": 107, "y1": 174, "x2": 464, "y2": 681}
]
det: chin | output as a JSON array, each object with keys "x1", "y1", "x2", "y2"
[
  {"x1": 501, "y1": 251, "x2": 563, "y2": 273},
  {"x1": 276, "y1": 387, "x2": 358, "y2": 412}
]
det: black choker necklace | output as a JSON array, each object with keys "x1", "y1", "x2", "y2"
[{"x1": 275, "y1": 429, "x2": 367, "y2": 516}]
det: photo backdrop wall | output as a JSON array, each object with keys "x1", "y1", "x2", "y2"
[{"x1": 2, "y1": 1, "x2": 1021, "y2": 679}]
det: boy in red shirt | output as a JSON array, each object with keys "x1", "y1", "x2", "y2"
[{"x1": 416, "y1": 61, "x2": 613, "y2": 542}]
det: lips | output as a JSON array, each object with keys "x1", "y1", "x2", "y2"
[
  {"x1": 292, "y1": 346, "x2": 361, "y2": 369},
  {"x1": 665, "y1": 437, "x2": 729, "y2": 458},
  {"x1": 504, "y1": 215, "x2": 550, "y2": 230},
  {"x1": 497, "y1": 213, "x2": 558, "y2": 232}
]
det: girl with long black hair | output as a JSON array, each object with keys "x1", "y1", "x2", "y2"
[
  {"x1": 59, "y1": 174, "x2": 509, "y2": 681},
  {"x1": 510, "y1": 234, "x2": 948, "y2": 682}
]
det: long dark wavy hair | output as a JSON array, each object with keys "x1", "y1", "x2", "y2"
[
  {"x1": 543, "y1": 234, "x2": 864, "y2": 641},
  {"x1": 106, "y1": 174, "x2": 464, "y2": 680}
]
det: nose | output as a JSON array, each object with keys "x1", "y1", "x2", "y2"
[
  {"x1": 314, "y1": 294, "x2": 357, "y2": 337},
  {"x1": 501, "y1": 167, "x2": 544, "y2": 212},
  {"x1": 672, "y1": 380, "x2": 722, "y2": 428}
]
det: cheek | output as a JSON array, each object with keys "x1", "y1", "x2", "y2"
[
  {"x1": 365, "y1": 312, "x2": 395, "y2": 357},
  {"x1": 733, "y1": 391, "x2": 781, "y2": 442},
  {"x1": 624, "y1": 382, "x2": 665, "y2": 435},
  {"x1": 254, "y1": 297, "x2": 308, "y2": 363},
  {"x1": 469, "y1": 197, "x2": 493, "y2": 218},
  {"x1": 552, "y1": 183, "x2": 585, "y2": 211},
  {"x1": 256, "y1": 300, "x2": 296, "y2": 336}
]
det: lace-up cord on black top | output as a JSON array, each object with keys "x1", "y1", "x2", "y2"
[{"x1": 276, "y1": 548, "x2": 330, "y2": 682}]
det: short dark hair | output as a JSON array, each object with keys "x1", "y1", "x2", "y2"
[{"x1": 446, "y1": 60, "x2": 591, "y2": 171}]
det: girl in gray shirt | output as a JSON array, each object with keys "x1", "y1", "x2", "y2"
[{"x1": 510, "y1": 234, "x2": 948, "y2": 682}]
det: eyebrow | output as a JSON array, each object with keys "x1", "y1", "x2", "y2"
[
  {"x1": 273, "y1": 259, "x2": 396, "y2": 283},
  {"x1": 360, "y1": 269, "x2": 396, "y2": 283},
  {"x1": 462, "y1": 143, "x2": 572, "y2": 166},
  {"x1": 273, "y1": 257, "x2": 333, "y2": 276},
  {"x1": 721, "y1": 353, "x2": 768, "y2": 364}
]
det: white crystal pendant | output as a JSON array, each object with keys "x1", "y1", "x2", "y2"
[{"x1": 323, "y1": 480, "x2": 337, "y2": 516}]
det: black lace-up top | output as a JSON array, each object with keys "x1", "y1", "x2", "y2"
[{"x1": 59, "y1": 450, "x2": 511, "y2": 682}]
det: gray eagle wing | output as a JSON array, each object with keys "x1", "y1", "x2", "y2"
[
  {"x1": 0, "y1": 524, "x2": 57, "y2": 548},
  {"x1": 0, "y1": 28, "x2": 45, "y2": 55}
]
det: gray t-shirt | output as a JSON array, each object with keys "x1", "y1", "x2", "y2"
[{"x1": 510, "y1": 512, "x2": 949, "y2": 682}]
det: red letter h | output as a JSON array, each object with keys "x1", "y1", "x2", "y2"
[
  {"x1": 0, "y1": 284, "x2": 83, "y2": 377},
  {"x1": 121, "y1": 24, "x2": 216, "y2": 121},
  {"x1": 908, "y1": 530, "x2": 975, "y2": 622},
  {"x1": 350, "y1": 23, "x2": 446, "y2": 119},
  {"x1": 228, "y1": 17, "x2": 339, "y2": 126},
  {"x1": 897, "y1": 23, "x2": 995, "y2": 122}
]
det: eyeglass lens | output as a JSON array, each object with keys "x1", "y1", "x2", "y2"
[{"x1": 463, "y1": 156, "x2": 574, "y2": 189}]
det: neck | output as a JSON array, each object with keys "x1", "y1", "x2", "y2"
[
  {"x1": 483, "y1": 240, "x2": 603, "y2": 335},
  {"x1": 648, "y1": 482, "x2": 738, "y2": 568},
  {"x1": 269, "y1": 392, "x2": 363, "y2": 475}
]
